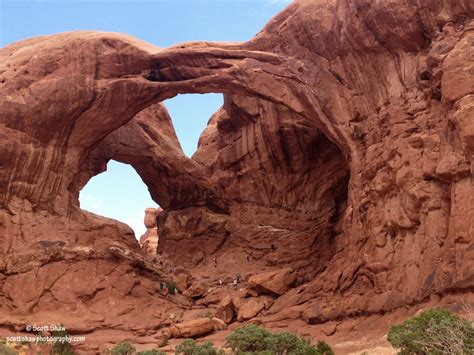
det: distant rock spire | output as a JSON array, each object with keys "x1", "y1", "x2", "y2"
[{"x1": 139, "y1": 207, "x2": 162, "y2": 254}]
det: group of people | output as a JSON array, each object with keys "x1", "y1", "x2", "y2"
[
  {"x1": 160, "y1": 281, "x2": 178, "y2": 296},
  {"x1": 157, "y1": 249, "x2": 274, "y2": 296},
  {"x1": 233, "y1": 273, "x2": 241, "y2": 287},
  {"x1": 216, "y1": 273, "x2": 241, "y2": 288}
]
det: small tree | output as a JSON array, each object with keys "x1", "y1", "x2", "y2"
[
  {"x1": 50, "y1": 327, "x2": 74, "y2": 355},
  {"x1": 225, "y1": 324, "x2": 273, "y2": 353},
  {"x1": 0, "y1": 345, "x2": 17, "y2": 355},
  {"x1": 225, "y1": 324, "x2": 334, "y2": 354},
  {"x1": 388, "y1": 309, "x2": 474, "y2": 354},
  {"x1": 136, "y1": 350, "x2": 166, "y2": 355},
  {"x1": 108, "y1": 342, "x2": 136, "y2": 355},
  {"x1": 315, "y1": 340, "x2": 334, "y2": 355},
  {"x1": 174, "y1": 339, "x2": 224, "y2": 355}
]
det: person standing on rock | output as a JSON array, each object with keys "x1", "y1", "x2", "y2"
[{"x1": 213, "y1": 257, "x2": 217, "y2": 267}]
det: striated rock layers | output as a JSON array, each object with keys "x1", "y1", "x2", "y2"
[{"x1": 0, "y1": 0, "x2": 473, "y2": 351}]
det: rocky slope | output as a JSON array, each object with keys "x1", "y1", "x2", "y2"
[{"x1": 0, "y1": 0, "x2": 473, "y2": 353}]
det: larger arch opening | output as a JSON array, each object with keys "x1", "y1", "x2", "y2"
[
  {"x1": 163, "y1": 94, "x2": 224, "y2": 157},
  {"x1": 156, "y1": 94, "x2": 351, "y2": 282}
]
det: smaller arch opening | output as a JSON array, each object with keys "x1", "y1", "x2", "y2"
[
  {"x1": 79, "y1": 160, "x2": 158, "y2": 239},
  {"x1": 163, "y1": 93, "x2": 223, "y2": 157}
]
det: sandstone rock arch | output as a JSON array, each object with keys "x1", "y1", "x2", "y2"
[{"x1": 0, "y1": 0, "x2": 473, "y2": 350}]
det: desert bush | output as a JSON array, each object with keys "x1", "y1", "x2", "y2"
[
  {"x1": 315, "y1": 340, "x2": 334, "y2": 355},
  {"x1": 0, "y1": 345, "x2": 17, "y2": 355},
  {"x1": 165, "y1": 280, "x2": 179, "y2": 295},
  {"x1": 387, "y1": 308, "x2": 474, "y2": 354},
  {"x1": 174, "y1": 339, "x2": 224, "y2": 355},
  {"x1": 108, "y1": 342, "x2": 136, "y2": 355},
  {"x1": 225, "y1": 324, "x2": 334, "y2": 354},
  {"x1": 158, "y1": 335, "x2": 169, "y2": 348},
  {"x1": 225, "y1": 324, "x2": 273, "y2": 353},
  {"x1": 136, "y1": 350, "x2": 166, "y2": 355},
  {"x1": 50, "y1": 327, "x2": 74, "y2": 355}
]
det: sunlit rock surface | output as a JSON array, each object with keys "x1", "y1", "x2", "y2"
[{"x1": 0, "y1": 0, "x2": 473, "y2": 352}]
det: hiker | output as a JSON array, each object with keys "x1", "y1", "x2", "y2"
[
  {"x1": 233, "y1": 278, "x2": 238, "y2": 287},
  {"x1": 213, "y1": 257, "x2": 217, "y2": 267},
  {"x1": 218, "y1": 278, "x2": 223, "y2": 286},
  {"x1": 236, "y1": 273, "x2": 241, "y2": 284}
]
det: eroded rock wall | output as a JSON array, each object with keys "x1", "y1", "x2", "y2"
[{"x1": 0, "y1": 0, "x2": 472, "y2": 350}]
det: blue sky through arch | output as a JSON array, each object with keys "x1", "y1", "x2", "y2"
[
  {"x1": 1, "y1": 0, "x2": 291, "y2": 237},
  {"x1": 164, "y1": 93, "x2": 223, "y2": 157},
  {"x1": 80, "y1": 161, "x2": 154, "y2": 237}
]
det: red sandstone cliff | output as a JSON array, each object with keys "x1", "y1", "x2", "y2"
[{"x1": 0, "y1": 0, "x2": 473, "y2": 353}]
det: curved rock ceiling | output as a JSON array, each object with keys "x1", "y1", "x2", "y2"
[{"x1": 0, "y1": 0, "x2": 473, "y2": 351}]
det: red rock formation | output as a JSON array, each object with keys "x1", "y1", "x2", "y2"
[
  {"x1": 139, "y1": 207, "x2": 161, "y2": 255},
  {"x1": 0, "y1": 0, "x2": 473, "y2": 352}
]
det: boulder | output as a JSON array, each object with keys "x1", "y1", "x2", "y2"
[
  {"x1": 168, "y1": 317, "x2": 226, "y2": 338},
  {"x1": 173, "y1": 271, "x2": 191, "y2": 292},
  {"x1": 215, "y1": 296, "x2": 237, "y2": 324},
  {"x1": 168, "y1": 318, "x2": 214, "y2": 338},
  {"x1": 237, "y1": 298, "x2": 266, "y2": 321},
  {"x1": 239, "y1": 288, "x2": 258, "y2": 298},
  {"x1": 211, "y1": 317, "x2": 226, "y2": 331},
  {"x1": 0, "y1": 1, "x2": 472, "y2": 346},
  {"x1": 183, "y1": 282, "x2": 209, "y2": 299},
  {"x1": 248, "y1": 268, "x2": 296, "y2": 296}
]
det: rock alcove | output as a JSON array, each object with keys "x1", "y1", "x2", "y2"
[{"x1": 0, "y1": 1, "x2": 472, "y2": 351}]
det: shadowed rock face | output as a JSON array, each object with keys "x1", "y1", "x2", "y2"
[{"x1": 0, "y1": 0, "x2": 473, "y2": 351}]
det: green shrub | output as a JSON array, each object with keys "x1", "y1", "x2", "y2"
[
  {"x1": 315, "y1": 340, "x2": 334, "y2": 355},
  {"x1": 165, "y1": 281, "x2": 179, "y2": 295},
  {"x1": 225, "y1": 324, "x2": 273, "y2": 353},
  {"x1": 174, "y1": 339, "x2": 224, "y2": 355},
  {"x1": 50, "y1": 327, "x2": 74, "y2": 355},
  {"x1": 387, "y1": 308, "x2": 474, "y2": 354},
  {"x1": 108, "y1": 342, "x2": 136, "y2": 355},
  {"x1": 0, "y1": 345, "x2": 17, "y2": 355},
  {"x1": 136, "y1": 350, "x2": 166, "y2": 355},
  {"x1": 225, "y1": 324, "x2": 333, "y2": 354}
]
